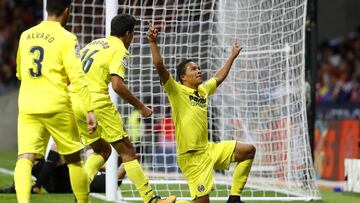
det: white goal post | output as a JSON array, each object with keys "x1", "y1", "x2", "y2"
[{"x1": 65, "y1": 0, "x2": 321, "y2": 201}]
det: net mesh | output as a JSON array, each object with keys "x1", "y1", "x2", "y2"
[{"x1": 68, "y1": 0, "x2": 320, "y2": 200}]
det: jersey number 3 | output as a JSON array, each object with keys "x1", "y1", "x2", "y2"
[{"x1": 29, "y1": 46, "x2": 44, "y2": 77}]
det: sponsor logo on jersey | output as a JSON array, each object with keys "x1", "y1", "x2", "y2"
[{"x1": 189, "y1": 91, "x2": 206, "y2": 108}]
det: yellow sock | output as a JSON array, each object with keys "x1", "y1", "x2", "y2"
[
  {"x1": 85, "y1": 153, "x2": 105, "y2": 182},
  {"x1": 230, "y1": 159, "x2": 254, "y2": 196},
  {"x1": 14, "y1": 158, "x2": 33, "y2": 203},
  {"x1": 124, "y1": 160, "x2": 155, "y2": 203},
  {"x1": 68, "y1": 161, "x2": 89, "y2": 203}
]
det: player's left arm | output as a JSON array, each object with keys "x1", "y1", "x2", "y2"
[
  {"x1": 109, "y1": 50, "x2": 152, "y2": 117},
  {"x1": 64, "y1": 38, "x2": 93, "y2": 111},
  {"x1": 213, "y1": 42, "x2": 242, "y2": 87},
  {"x1": 111, "y1": 75, "x2": 152, "y2": 117},
  {"x1": 64, "y1": 37, "x2": 97, "y2": 134}
]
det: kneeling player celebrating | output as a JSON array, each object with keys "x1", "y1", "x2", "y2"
[{"x1": 147, "y1": 24, "x2": 256, "y2": 203}]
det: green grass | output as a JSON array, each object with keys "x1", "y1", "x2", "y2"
[
  {"x1": 0, "y1": 151, "x2": 111, "y2": 203},
  {"x1": 1, "y1": 151, "x2": 360, "y2": 202},
  {"x1": 0, "y1": 151, "x2": 17, "y2": 170}
]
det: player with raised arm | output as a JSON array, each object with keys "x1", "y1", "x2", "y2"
[
  {"x1": 14, "y1": 0, "x2": 96, "y2": 203},
  {"x1": 70, "y1": 14, "x2": 176, "y2": 203},
  {"x1": 147, "y1": 25, "x2": 256, "y2": 203}
]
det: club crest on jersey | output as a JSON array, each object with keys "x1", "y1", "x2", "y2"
[
  {"x1": 74, "y1": 43, "x2": 80, "y2": 58},
  {"x1": 197, "y1": 184, "x2": 205, "y2": 192},
  {"x1": 122, "y1": 56, "x2": 129, "y2": 68}
]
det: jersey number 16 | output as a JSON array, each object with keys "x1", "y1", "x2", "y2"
[{"x1": 81, "y1": 49, "x2": 99, "y2": 74}]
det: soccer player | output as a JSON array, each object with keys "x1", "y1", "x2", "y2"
[
  {"x1": 14, "y1": 0, "x2": 96, "y2": 203},
  {"x1": 71, "y1": 14, "x2": 176, "y2": 203},
  {"x1": 147, "y1": 26, "x2": 256, "y2": 203}
]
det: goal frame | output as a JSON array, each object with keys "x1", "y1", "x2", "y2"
[{"x1": 59, "y1": 0, "x2": 321, "y2": 201}]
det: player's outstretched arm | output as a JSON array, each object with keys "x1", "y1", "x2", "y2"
[
  {"x1": 213, "y1": 42, "x2": 242, "y2": 87},
  {"x1": 111, "y1": 75, "x2": 152, "y2": 117},
  {"x1": 147, "y1": 24, "x2": 169, "y2": 85}
]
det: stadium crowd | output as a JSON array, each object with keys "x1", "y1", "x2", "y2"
[
  {"x1": 1, "y1": 0, "x2": 360, "y2": 105},
  {"x1": 0, "y1": 0, "x2": 42, "y2": 93},
  {"x1": 316, "y1": 27, "x2": 360, "y2": 103}
]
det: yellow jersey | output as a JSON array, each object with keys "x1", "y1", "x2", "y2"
[
  {"x1": 16, "y1": 21, "x2": 92, "y2": 114},
  {"x1": 163, "y1": 74, "x2": 217, "y2": 155},
  {"x1": 79, "y1": 35, "x2": 128, "y2": 98}
]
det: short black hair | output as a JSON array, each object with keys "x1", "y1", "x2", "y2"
[
  {"x1": 176, "y1": 59, "x2": 192, "y2": 84},
  {"x1": 46, "y1": 0, "x2": 71, "y2": 17},
  {"x1": 110, "y1": 14, "x2": 136, "y2": 37}
]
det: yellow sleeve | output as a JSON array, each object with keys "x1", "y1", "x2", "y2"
[
  {"x1": 163, "y1": 74, "x2": 179, "y2": 96},
  {"x1": 16, "y1": 36, "x2": 22, "y2": 80},
  {"x1": 203, "y1": 78, "x2": 217, "y2": 96},
  {"x1": 109, "y1": 51, "x2": 127, "y2": 79},
  {"x1": 63, "y1": 36, "x2": 93, "y2": 112}
]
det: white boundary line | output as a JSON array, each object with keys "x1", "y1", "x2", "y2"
[{"x1": 0, "y1": 168, "x2": 14, "y2": 176}]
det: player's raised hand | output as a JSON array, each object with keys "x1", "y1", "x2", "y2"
[
  {"x1": 87, "y1": 111, "x2": 97, "y2": 134},
  {"x1": 231, "y1": 42, "x2": 242, "y2": 58},
  {"x1": 147, "y1": 21, "x2": 158, "y2": 43},
  {"x1": 139, "y1": 105, "x2": 153, "y2": 117}
]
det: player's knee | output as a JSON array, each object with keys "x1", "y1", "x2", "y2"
[
  {"x1": 248, "y1": 144, "x2": 256, "y2": 159},
  {"x1": 17, "y1": 153, "x2": 36, "y2": 163},
  {"x1": 120, "y1": 147, "x2": 136, "y2": 162},
  {"x1": 91, "y1": 139, "x2": 112, "y2": 161},
  {"x1": 112, "y1": 137, "x2": 136, "y2": 162},
  {"x1": 101, "y1": 143, "x2": 112, "y2": 161},
  {"x1": 120, "y1": 153, "x2": 136, "y2": 162},
  {"x1": 234, "y1": 143, "x2": 256, "y2": 161},
  {"x1": 63, "y1": 151, "x2": 82, "y2": 164}
]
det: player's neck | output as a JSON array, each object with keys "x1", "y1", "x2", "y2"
[
  {"x1": 118, "y1": 36, "x2": 130, "y2": 49},
  {"x1": 47, "y1": 16, "x2": 64, "y2": 25},
  {"x1": 183, "y1": 82, "x2": 199, "y2": 90}
]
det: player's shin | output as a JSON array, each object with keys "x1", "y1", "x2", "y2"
[
  {"x1": 14, "y1": 158, "x2": 33, "y2": 203},
  {"x1": 68, "y1": 161, "x2": 90, "y2": 203},
  {"x1": 123, "y1": 159, "x2": 155, "y2": 203},
  {"x1": 85, "y1": 153, "x2": 105, "y2": 182},
  {"x1": 230, "y1": 159, "x2": 254, "y2": 196}
]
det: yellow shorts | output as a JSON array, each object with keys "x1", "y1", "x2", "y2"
[
  {"x1": 177, "y1": 141, "x2": 236, "y2": 200},
  {"x1": 71, "y1": 92, "x2": 127, "y2": 145},
  {"x1": 17, "y1": 111, "x2": 83, "y2": 156}
]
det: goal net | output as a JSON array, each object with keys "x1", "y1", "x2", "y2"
[{"x1": 68, "y1": 0, "x2": 320, "y2": 201}]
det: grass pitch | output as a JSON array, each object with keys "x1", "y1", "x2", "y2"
[{"x1": 1, "y1": 151, "x2": 360, "y2": 202}]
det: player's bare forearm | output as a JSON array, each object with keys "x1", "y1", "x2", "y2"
[
  {"x1": 213, "y1": 55, "x2": 236, "y2": 86},
  {"x1": 147, "y1": 25, "x2": 169, "y2": 84},
  {"x1": 149, "y1": 42, "x2": 169, "y2": 84},
  {"x1": 112, "y1": 75, "x2": 152, "y2": 117},
  {"x1": 213, "y1": 42, "x2": 242, "y2": 86},
  {"x1": 112, "y1": 76, "x2": 145, "y2": 110}
]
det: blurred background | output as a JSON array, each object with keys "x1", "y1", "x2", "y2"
[{"x1": 1, "y1": 0, "x2": 360, "y2": 185}]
